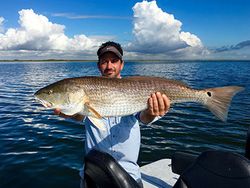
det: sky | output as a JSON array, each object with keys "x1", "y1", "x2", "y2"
[{"x1": 0, "y1": 0, "x2": 250, "y2": 60}]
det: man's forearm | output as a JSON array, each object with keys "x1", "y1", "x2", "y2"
[{"x1": 139, "y1": 111, "x2": 158, "y2": 124}]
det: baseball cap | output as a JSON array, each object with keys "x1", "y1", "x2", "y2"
[{"x1": 97, "y1": 46, "x2": 123, "y2": 60}]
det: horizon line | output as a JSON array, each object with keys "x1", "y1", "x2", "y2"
[{"x1": 1, "y1": 59, "x2": 250, "y2": 62}]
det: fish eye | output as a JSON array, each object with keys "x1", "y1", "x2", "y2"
[{"x1": 48, "y1": 90, "x2": 53, "y2": 95}]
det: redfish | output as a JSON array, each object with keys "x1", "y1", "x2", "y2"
[{"x1": 34, "y1": 76, "x2": 244, "y2": 129}]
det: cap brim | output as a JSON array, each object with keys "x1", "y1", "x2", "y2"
[{"x1": 98, "y1": 46, "x2": 122, "y2": 59}]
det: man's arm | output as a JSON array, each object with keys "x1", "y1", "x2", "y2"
[{"x1": 139, "y1": 92, "x2": 170, "y2": 124}]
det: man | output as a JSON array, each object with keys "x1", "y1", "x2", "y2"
[{"x1": 55, "y1": 41, "x2": 170, "y2": 187}]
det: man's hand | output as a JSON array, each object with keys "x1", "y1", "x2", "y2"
[
  {"x1": 54, "y1": 108, "x2": 84, "y2": 122},
  {"x1": 140, "y1": 92, "x2": 170, "y2": 124}
]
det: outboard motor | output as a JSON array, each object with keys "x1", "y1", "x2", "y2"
[{"x1": 84, "y1": 149, "x2": 140, "y2": 188}]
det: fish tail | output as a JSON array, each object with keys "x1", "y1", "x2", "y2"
[{"x1": 204, "y1": 86, "x2": 244, "y2": 122}]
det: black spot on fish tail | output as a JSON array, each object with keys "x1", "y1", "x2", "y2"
[
  {"x1": 207, "y1": 91, "x2": 212, "y2": 97},
  {"x1": 204, "y1": 86, "x2": 244, "y2": 122}
]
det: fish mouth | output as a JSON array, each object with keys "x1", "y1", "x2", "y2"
[{"x1": 35, "y1": 97, "x2": 53, "y2": 108}]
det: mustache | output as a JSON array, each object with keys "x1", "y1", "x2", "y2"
[{"x1": 104, "y1": 68, "x2": 115, "y2": 72}]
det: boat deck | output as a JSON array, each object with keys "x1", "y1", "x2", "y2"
[{"x1": 140, "y1": 159, "x2": 179, "y2": 188}]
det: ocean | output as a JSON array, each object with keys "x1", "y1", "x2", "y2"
[{"x1": 0, "y1": 60, "x2": 249, "y2": 187}]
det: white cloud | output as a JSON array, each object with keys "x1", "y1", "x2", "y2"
[
  {"x1": 210, "y1": 43, "x2": 250, "y2": 60},
  {"x1": 0, "y1": 9, "x2": 104, "y2": 59},
  {"x1": 126, "y1": 1, "x2": 208, "y2": 59},
  {"x1": 0, "y1": 2, "x2": 248, "y2": 60}
]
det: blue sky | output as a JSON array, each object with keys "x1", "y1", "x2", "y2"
[{"x1": 0, "y1": 0, "x2": 250, "y2": 60}]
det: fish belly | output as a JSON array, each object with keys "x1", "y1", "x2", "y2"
[{"x1": 87, "y1": 89, "x2": 150, "y2": 117}]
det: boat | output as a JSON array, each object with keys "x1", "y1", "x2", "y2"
[{"x1": 83, "y1": 127, "x2": 250, "y2": 188}]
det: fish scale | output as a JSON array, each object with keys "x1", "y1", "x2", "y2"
[{"x1": 34, "y1": 76, "x2": 244, "y2": 123}]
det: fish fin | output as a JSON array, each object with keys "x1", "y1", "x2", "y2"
[
  {"x1": 204, "y1": 86, "x2": 244, "y2": 122},
  {"x1": 85, "y1": 102, "x2": 102, "y2": 119},
  {"x1": 88, "y1": 116, "x2": 106, "y2": 130},
  {"x1": 85, "y1": 103, "x2": 105, "y2": 130}
]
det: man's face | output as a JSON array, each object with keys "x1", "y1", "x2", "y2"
[{"x1": 98, "y1": 52, "x2": 124, "y2": 78}]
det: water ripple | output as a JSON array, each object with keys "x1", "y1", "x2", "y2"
[{"x1": 0, "y1": 61, "x2": 249, "y2": 188}]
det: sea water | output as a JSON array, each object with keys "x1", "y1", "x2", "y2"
[{"x1": 0, "y1": 61, "x2": 249, "y2": 187}]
